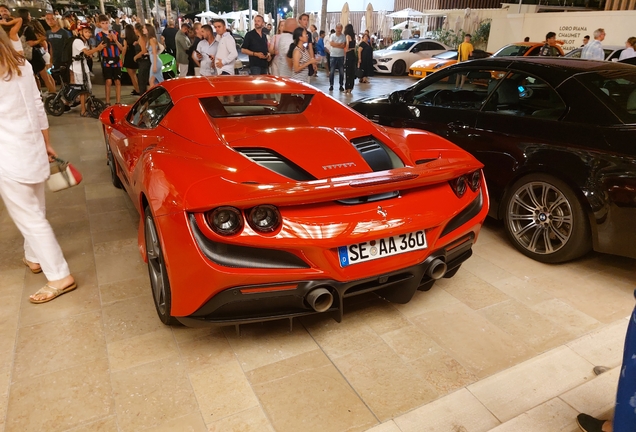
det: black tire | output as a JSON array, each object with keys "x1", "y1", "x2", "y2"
[
  {"x1": 391, "y1": 60, "x2": 406, "y2": 76},
  {"x1": 106, "y1": 141, "x2": 123, "y2": 189},
  {"x1": 86, "y1": 97, "x2": 106, "y2": 119},
  {"x1": 144, "y1": 206, "x2": 178, "y2": 325},
  {"x1": 44, "y1": 93, "x2": 65, "y2": 116},
  {"x1": 503, "y1": 173, "x2": 591, "y2": 263}
]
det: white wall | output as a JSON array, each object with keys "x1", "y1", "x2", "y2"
[
  {"x1": 304, "y1": 0, "x2": 394, "y2": 13},
  {"x1": 488, "y1": 10, "x2": 636, "y2": 53}
]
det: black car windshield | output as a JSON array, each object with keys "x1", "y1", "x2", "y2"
[
  {"x1": 434, "y1": 51, "x2": 458, "y2": 60},
  {"x1": 493, "y1": 44, "x2": 531, "y2": 57},
  {"x1": 577, "y1": 71, "x2": 636, "y2": 124},
  {"x1": 200, "y1": 93, "x2": 313, "y2": 118},
  {"x1": 387, "y1": 41, "x2": 415, "y2": 51}
]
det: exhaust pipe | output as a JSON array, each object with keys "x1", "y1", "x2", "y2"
[
  {"x1": 427, "y1": 258, "x2": 447, "y2": 280},
  {"x1": 306, "y1": 287, "x2": 334, "y2": 312}
]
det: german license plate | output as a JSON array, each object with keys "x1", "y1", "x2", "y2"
[{"x1": 338, "y1": 230, "x2": 427, "y2": 267}]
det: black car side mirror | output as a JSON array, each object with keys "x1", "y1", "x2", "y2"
[{"x1": 389, "y1": 90, "x2": 407, "y2": 104}]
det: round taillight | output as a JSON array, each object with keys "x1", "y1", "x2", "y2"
[
  {"x1": 206, "y1": 206, "x2": 243, "y2": 236},
  {"x1": 469, "y1": 171, "x2": 481, "y2": 192},
  {"x1": 450, "y1": 176, "x2": 467, "y2": 198},
  {"x1": 248, "y1": 205, "x2": 281, "y2": 233}
]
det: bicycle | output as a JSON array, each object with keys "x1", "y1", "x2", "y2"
[{"x1": 44, "y1": 56, "x2": 106, "y2": 118}]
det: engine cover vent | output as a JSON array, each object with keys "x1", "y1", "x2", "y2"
[
  {"x1": 351, "y1": 136, "x2": 404, "y2": 172},
  {"x1": 236, "y1": 148, "x2": 315, "y2": 181}
]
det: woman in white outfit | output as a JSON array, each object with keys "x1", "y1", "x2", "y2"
[
  {"x1": 0, "y1": 27, "x2": 76, "y2": 304},
  {"x1": 268, "y1": 21, "x2": 284, "y2": 75}
]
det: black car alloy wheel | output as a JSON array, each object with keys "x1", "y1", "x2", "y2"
[
  {"x1": 144, "y1": 206, "x2": 177, "y2": 325},
  {"x1": 504, "y1": 174, "x2": 591, "y2": 263},
  {"x1": 392, "y1": 60, "x2": 406, "y2": 76}
]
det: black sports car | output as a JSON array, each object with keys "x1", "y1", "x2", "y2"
[{"x1": 350, "y1": 57, "x2": 636, "y2": 263}]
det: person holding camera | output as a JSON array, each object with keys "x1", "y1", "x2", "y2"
[{"x1": 95, "y1": 14, "x2": 123, "y2": 105}]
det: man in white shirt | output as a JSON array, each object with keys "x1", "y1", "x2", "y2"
[
  {"x1": 212, "y1": 19, "x2": 238, "y2": 75},
  {"x1": 329, "y1": 24, "x2": 345, "y2": 91},
  {"x1": 401, "y1": 24, "x2": 412, "y2": 40},
  {"x1": 193, "y1": 24, "x2": 218, "y2": 76},
  {"x1": 581, "y1": 28, "x2": 606, "y2": 61}
]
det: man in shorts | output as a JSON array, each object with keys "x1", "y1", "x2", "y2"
[{"x1": 95, "y1": 14, "x2": 123, "y2": 105}]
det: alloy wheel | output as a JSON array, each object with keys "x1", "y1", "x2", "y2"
[
  {"x1": 145, "y1": 214, "x2": 167, "y2": 316},
  {"x1": 507, "y1": 181, "x2": 573, "y2": 255}
]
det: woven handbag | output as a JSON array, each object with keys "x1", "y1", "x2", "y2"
[{"x1": 47, "y1": 158, "x2": 83, "y2": 192}]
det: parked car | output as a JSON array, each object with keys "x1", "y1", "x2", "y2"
[
  {"x1": 373, "y1": 39, "x2": 450, "y2": 75},
  {"x1": 565, "y1": 45, "x2": 624, "y2": 61},
  {"x1": 121, "y1": 52, "x2": 177, "y2": 82},
  {"x1": 408, "y1": 49, "x2": 491, "y2": 79},
  {"x1": 99, "y1": 76, "x2": 488, "y2": 326},
  {"x1": 350, "y1": 57, "x2": 636, "y2": 263},
  {"x1": 492, "y1": 42, "x2": 565, "y2": 57}
]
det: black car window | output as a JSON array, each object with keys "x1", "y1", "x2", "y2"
[
  {"x1": 410, "y1": 68, "x2": 502, "y2": 110},
  {"x1": 526, "y1": 46, "x2": 540, "y2": 56},
  {"x1": 493, "y1": 44, "x2": 531, "y2": 57},
  {"x1": 201, "y1": 93, "x2": 313, "y2": 118},
  {"x1": 607, "y1": 49, "x2": 623, "y2": 61},
  {"x1": 576, "y1": 70, "x2": 636, "y2": 124},
  {"x1": 413, "y1": 42, "x2": 428, "y2": 52},
  {"x1": 567, "y1": 49, "x2": 582, "y2": 58},
  {"x1": 127, "y1": 88, "x2": 173, "y2": 129},
  {"x1": 481, "y1": 72, "x2": 566, "y2": 119}
]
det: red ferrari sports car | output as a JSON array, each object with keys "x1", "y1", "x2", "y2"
[{"x1": 100, "y1": 76, "x2": 489, "y2": 326}]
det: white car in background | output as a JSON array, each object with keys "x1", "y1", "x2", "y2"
[
  {"x1": 373, "y1": 39, "x2": 450, "y2": 75},
  {"x1": 565, "y1": 45, "x2": 625, "y2": 61}
]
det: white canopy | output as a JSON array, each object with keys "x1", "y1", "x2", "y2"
[
  {"x1": 391, "y1": 20, "x2": 420, "y2": 30},
  {"x1": 388, "y1": 7, "x2": 426, "y2": 18},
  {"x1": 196, "y1": 11, "x2": 219, "y2": 18}
]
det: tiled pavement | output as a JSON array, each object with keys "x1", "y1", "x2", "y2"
[{"x1": 0, "y1": 70, "x2": 635, "y2": 432}]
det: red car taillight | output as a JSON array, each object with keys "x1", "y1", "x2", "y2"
[
  {"x1": 206, "y1": 206, "x2": 243, "y2": 236},
  {"x1": 248, "y1": 205, "x2": 281, "y2": 233},
  {"x1": 449, "y1": 170, "x2": 481, "y2": 198}
]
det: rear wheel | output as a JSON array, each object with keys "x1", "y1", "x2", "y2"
[
  {"x1": 86, "y1": 97, "x2": 106, "y2": 118},
  {"x1": 391, "y1": 60, "x2": 406, "y2": 76},
  {"x1": 144, "y1": 206, "x2": 178, "y2": 325},
  {"x1": 44, "y1": 94, "x2": 65, "y2": 116},
  {"x1": 503, "y1": 173, "x2": 591, "y2": 263}
]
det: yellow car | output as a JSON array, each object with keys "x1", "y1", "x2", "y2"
[{"x1": 409, "y1": 49, "x2": 491, "y2": 79}]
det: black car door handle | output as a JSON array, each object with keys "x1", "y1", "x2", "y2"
[{"x1": 448, "y1": 121, "x2": 469, "y2": 130}]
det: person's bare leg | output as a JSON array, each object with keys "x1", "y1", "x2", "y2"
[
  {"x1": 115, "y1": 79, "x2": 121, "y2": 104},
  {"x1": 149, "y1": 76, "x2": 156, "y2": 89},
  {"x1": 40, "y1": 70, "x2": 56, "y2": 92},
  {"x1": 128, "y1": 69, "x2": 139, "y2": 93},
  {"x1": 80, "y1": 93, "x2": 86, "y2": 114},
  {"x1": 104, "y1": 78, "x2": 112, "y2": 105},
  {"x1": 603, "y1": 421, "x2": 613, "y2": 432}
]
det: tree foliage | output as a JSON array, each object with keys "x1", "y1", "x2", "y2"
[{"x1": 431, "y1": 19, "x2": 491, "y2": 50}]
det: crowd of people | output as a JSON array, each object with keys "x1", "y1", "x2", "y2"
[{"x1": 532, "y1": 28, "x2": 636, "y2": 61}]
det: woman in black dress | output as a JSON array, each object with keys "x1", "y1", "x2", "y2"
[
  {"x1": 357, "y1": 33, "x2": 373, "y2": 83},
  {"x1": 343, "y1": 23, "x2": 356, "y2": 95},
  {"x1": 122, "y1": 24, "x2": 140, "y2": 95}
]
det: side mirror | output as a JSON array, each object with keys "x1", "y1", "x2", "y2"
[
  {"x1": 412, "y1": 47, "x2": 419, "y2": 53},
  {"x1": 389, "y1": 90, "x2": 407, "y2": 104}
]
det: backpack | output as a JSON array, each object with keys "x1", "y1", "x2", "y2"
[
  {"x1": 60, "y1": 36, "x2": 80, "y2": 66},
  {"x1": 20, "y1": 34, "x2": 33, "y2": 61}
]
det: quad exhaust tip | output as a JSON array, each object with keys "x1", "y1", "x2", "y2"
[
  {"x1": 428, "y1": 258, "x2": 447, "y2": 280},
  {"x1": 306, "y1": 287, "x2": 334, "y2": 312}
]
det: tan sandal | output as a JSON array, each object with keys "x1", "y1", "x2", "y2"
[
  {"x1": 23, "y1": 257, "x2": 42, "y2": 274},
  {"x1": 29, "y1": 283, "x2": 77, "y2": 304}
]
